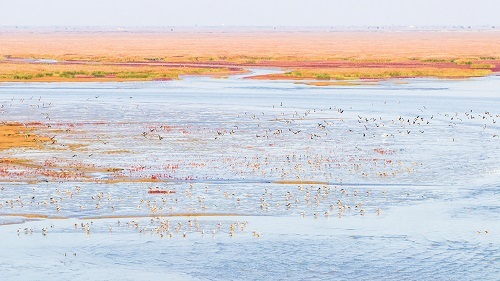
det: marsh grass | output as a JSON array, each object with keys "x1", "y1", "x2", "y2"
[
  {"x1": 0, "y1": 63, "x2": 237, "y2": 81},
  {"x1": 258, "y1": 67, "x2": 493, "y2": 80}
]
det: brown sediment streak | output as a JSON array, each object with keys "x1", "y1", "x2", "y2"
[
  {"x1": 0, "y1": 158, "x2": 43, "y2": 169},
  {"x1": 295, "y1": 81, "x2": 367, "y2": 86},
  {"x1": 274, "y1": 180, "x2": 329, "y2": 185},
  {"x1": 148, "y1": 190, "x2": 176, "y2": 194},
  {"x1": 1, "y1": 213, "x2": 48, "y2": 219},
  {"x1": 0, "y1": 155, "x2": 128, "y2": 182},
  {"x1": 82, "y1": 213, "x2": 246, "y2": 220},
  {"x1": 103, "y1": 150, "x2": 130, "y2": 154}
]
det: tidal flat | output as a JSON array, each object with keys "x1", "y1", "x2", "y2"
[{"x1": 0, "y1": 71, "x2": 499, "y2": 280}]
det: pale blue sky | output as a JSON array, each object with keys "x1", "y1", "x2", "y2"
[{"x1": 0, "y1": 0, "x2": 498, "y2": 27}]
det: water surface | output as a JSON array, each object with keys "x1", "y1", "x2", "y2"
[{"x1": 0, "y1": 74, "x2": 499, "y2": 280}]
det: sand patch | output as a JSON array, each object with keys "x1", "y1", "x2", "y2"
[{"x1": 0, "y1": 123, "x2": 51, "y2": 150}]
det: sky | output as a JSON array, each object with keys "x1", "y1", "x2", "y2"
[{"x1": 0, "y1": 0, "x2": 499, "y2": 27}]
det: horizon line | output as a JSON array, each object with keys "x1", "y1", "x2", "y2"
[{"x1": 0, "y1": 25, "x2": 497, "y2": 28}]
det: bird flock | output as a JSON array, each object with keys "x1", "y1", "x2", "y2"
[{"x1": 1, "y1": 89, "x2": 498, "y2": 238}]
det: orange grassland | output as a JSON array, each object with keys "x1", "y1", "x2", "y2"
[{"x1": 0, "y1": 30, "x2": 499, "y2": 81}]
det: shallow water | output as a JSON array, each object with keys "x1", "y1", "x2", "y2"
[{"x1": 0, "y1": 73, "x2": 499, "y2": 280}]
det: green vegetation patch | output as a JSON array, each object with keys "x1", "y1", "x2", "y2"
[{"x1": 315, "y1": 73, "x2": 331, "y2": 80}]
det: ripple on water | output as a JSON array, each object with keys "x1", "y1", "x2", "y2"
[{"x1": 1, "y1": 77, "x2": 500, "y2": 280}]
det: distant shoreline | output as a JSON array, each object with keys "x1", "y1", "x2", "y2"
[
  {"x1": 0, "y1": 25, "x2": 497, "y2": 31},
  {"x1": 1, "y1": 29, "x2": 498, "y2": 82}
]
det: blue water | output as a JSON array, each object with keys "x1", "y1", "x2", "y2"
[{"x1": 0, "y1": 74, "x2": 499, "y2": 280}]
